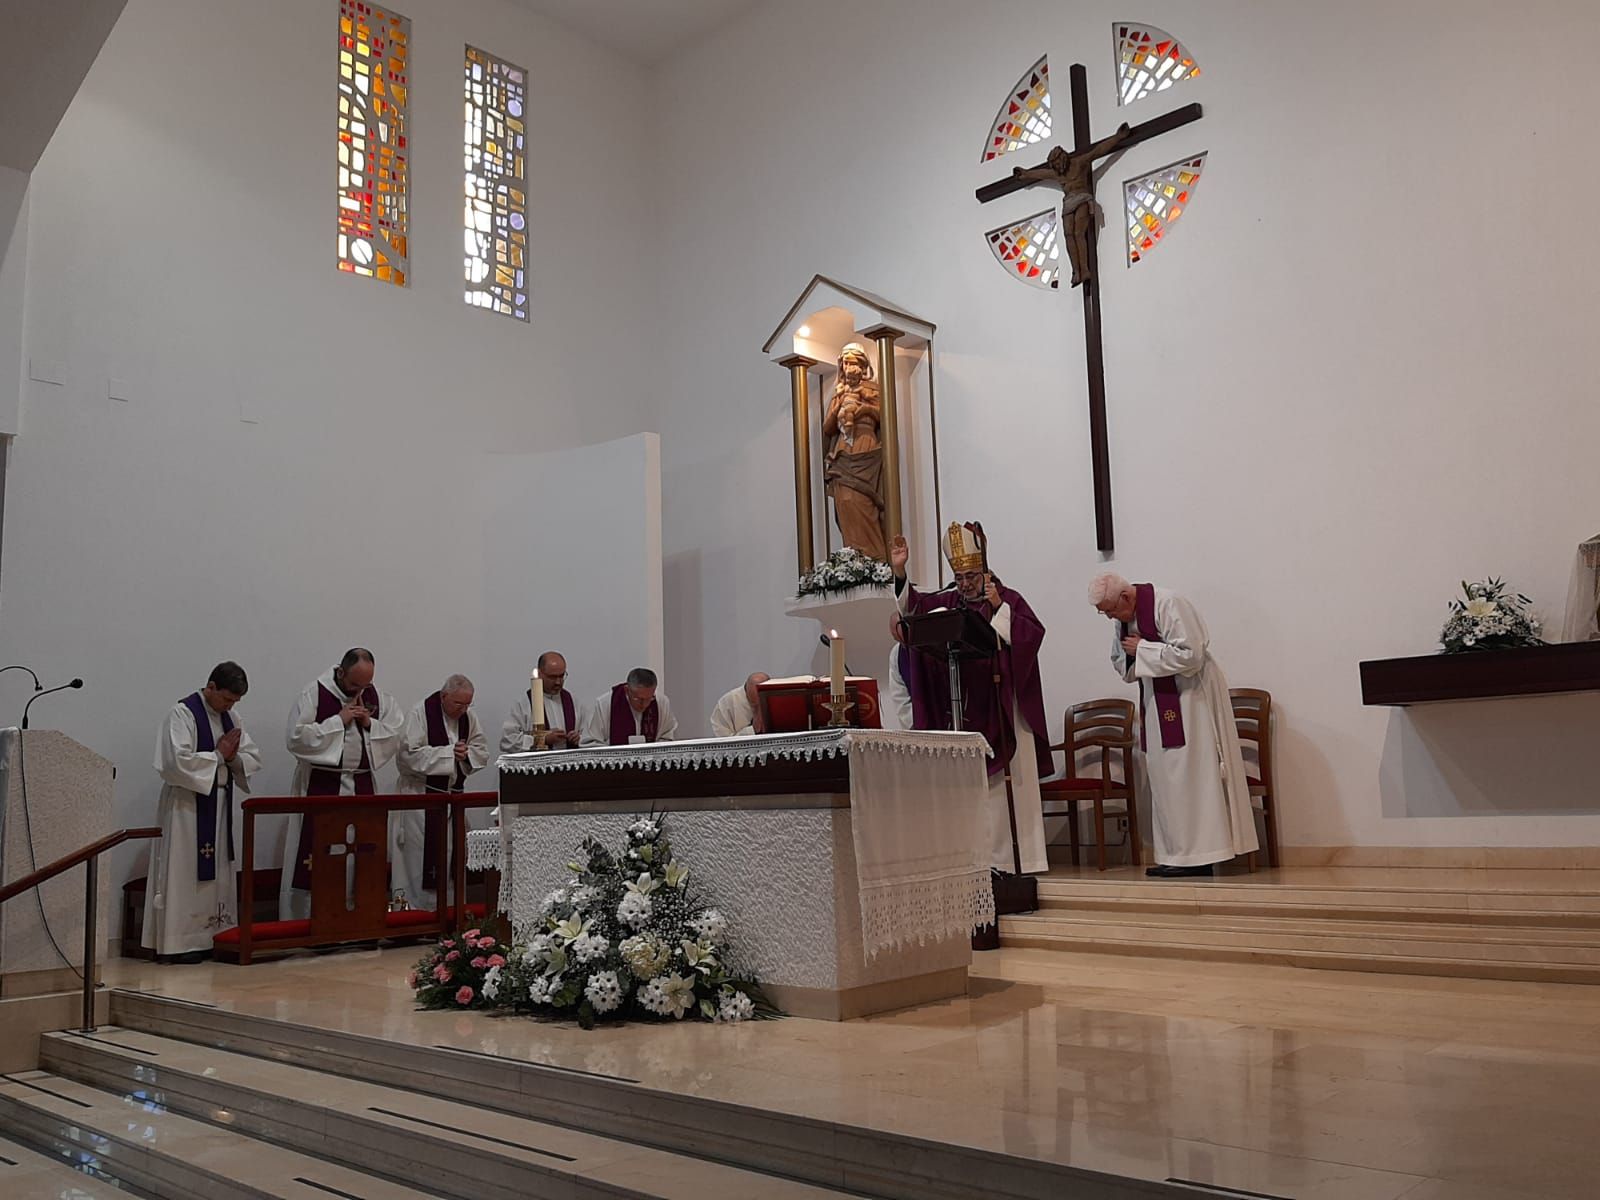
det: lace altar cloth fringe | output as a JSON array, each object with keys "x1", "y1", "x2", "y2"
[
  {"x1": 465, "y1": 828, "x2": 501, "y2": 873},
  {"x1": 497, "y1": 728, "x2": 991, "y2": 776}
]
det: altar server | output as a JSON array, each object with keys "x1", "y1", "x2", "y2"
[
  {"x1": 280, "y1": 648, "x2": 405, "y2": 919},
  {"x1": 1089, "y1": 573, "x2": 1258, "y2": 877},
  {"x1": 709, "y1": 672, "x2": 770, "y2": 738},
  {"x1": 143, "y1": 662, "x2": 263, "y2": 960},
  {"x1": 500, "y1": 651, "x2": 578, "y2": 752},
  {"x1": 580, "y1": 667, "x2": 679, "y2": 746},
  {"x1": 891, "y1": 525, "x2": 1051, "y2": 875},
  {"x1": 392, "y1": 674, "x2": 490, "y2": 911}
]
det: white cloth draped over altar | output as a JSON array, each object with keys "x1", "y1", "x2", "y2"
[{"x1": 491, "y1": 730, "x2": 994, "y2": 1018}]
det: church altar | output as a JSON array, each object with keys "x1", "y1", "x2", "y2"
[{"x1": 495, "y1": 729, "x2": 994, "y2": 1020}]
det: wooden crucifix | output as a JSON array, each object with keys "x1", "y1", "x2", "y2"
[{"x1": 977, "y1": 64, "x2": 1201, "y2": 553}]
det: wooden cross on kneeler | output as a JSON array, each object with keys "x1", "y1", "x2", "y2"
[
  {"x1": 976, "y1": 64, "x2": 1201, "y2": 553},
  {"x1": 309, "y1": 807, "x2": 389, "y2": 939}
]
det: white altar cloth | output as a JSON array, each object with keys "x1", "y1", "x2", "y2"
[{"x1": 498, "y1": 730, "x2": 994, "y2": 961}]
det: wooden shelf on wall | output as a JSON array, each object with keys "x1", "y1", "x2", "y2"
[{"x1": 1360, "y1": 642, "x2": 1600, "y2": 706}]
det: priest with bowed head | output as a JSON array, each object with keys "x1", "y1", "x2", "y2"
[
  {"x1": 143, "y1": 661, "x2": 264, "y2": 962},
  {"x1": 500, "y1": 650, "x2": 578, "y2": 753},
  {"x1": 392, "y1": 673, "x2": 491, "y2": 911},
  {"x1": 1088, "y1": 573, "x2": 1258, "y2": 878},
  {"x1": 890, "y1": 526, "x2": 1051, "y2": 875},
  {"x1": 580, "y1": 667, "x2": 679, "y2": 746},
  {"x1": 709, "y1": 672, "x2": 770, "y2": 738},
  {"x1": 280, "y1": 647, "x2": 405, "y2": 919}
]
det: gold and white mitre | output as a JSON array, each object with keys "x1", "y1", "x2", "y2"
[{"x1": 943, "y1": 522, "x2": 984, "y2": 574}]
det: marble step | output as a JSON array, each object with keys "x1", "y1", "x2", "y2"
[
  {"x1": 1012, "y1": 908, "x2": 1600, "y2": 956},
  {"x1": 106, "y1": 989, "x2": 1197, "y2": 1200},
  {"x1": 0, "y1": 1133, "x2": 141, "y2": 1199},
  {"x1": 1035, "y1": 878, "x2": 1600, "y2": 923},
  {"x1": 0, "y1": 1069, "x2": 438, "y2": 1200},
  {"x1": 39, "y1": 1027, "x2": 855, "y2": 1200},
  {"x1": 999, "y1": 914, "x2": 1600, "y2": 984}
]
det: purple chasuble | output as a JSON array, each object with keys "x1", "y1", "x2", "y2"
[
  {"x1": 528, "y1": 687, "x2": 577, "y2": 735},
  {"x1": 293, "y1": 681, "x2": 380, "y2": 890},
  {"x1": 900, "y1": 583, "x2": 1053, "y2": 780},
  {"x1": 609, "y1": 683, "x2": 659, "y2": 745},
  {"x1": 180, "y1": 692, "x2": 234, "y2": 883},
  {"x1": 1124, "y1": 583, "x2": 1186, "y2": 750},
  {"x1": 421, "y1": 691, "x2": 469, "y2": 891}
]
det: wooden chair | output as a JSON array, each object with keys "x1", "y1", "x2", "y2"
[
  {"x1": 1039, "y1": 698, "x2": 1140, "y2": 871},
  {"x1": 1230, "y1": 688, "x2": 1281, "y2": 868}
]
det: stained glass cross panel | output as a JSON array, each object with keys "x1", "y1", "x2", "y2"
[{"x1": 1124, "y1": 153, "x2": 1207, "y2": 264}]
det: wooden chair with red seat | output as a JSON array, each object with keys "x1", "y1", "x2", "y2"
[
  {"x1": 1229, "y1": 688, "x2": 1280, "y2": 868},
  {"x1": 1039, "y1": 698, "x2": 1140, "y2": 871}
]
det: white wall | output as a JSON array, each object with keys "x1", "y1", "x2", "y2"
[
  {"x1": 651, "y1": 0, "x2": 1600, "y2": 847},
  {"x1": 0, "y1": 0, "x2": 659, "y2": 888},
  {"x1": 0, "y1": 165, "x2": 26, "y2": 436}
]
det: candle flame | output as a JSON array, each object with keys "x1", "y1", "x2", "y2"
[{"x1": 829, "y1": 629, "x2": 839, "y2": 638}]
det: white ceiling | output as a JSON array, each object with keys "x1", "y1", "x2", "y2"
[{"x1": 505, "y1": 0, "x2": 760, "y2": 66}]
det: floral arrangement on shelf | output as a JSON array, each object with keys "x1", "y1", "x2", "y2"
[
  {"x1": 796, "y1": 547, "x2": 894, "y2": 597},
  {"x1": 1439, "y1": 578, "x2": 1544, "y2": 653},
  {"x1": 408, "y1": 815, "x2": 772, "y2": 1029}
]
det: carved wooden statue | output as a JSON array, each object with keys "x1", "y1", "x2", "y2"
[{"x1": 822, "y1": 343, "x2": 887, "y2": 560}]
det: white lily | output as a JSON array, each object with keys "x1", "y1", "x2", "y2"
[
  {"x1": 552, "y1": 915, "x2": 590, "y2": 943},
  {"x1": 625, "y1": 872, "x2": 660, "y2": 896},
  {"x1": 664, "y1": 862, "x2": 690, "y2": 889},
  {"x1": 680, "y1": 939, "x2": 717, "y2": 974},
  {"x1": 1465, "y1": 598, "x2": 1498, "y2": 619}
]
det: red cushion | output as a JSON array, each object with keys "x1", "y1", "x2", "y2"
[
  {"x1": 212, "y1": 919, "x2": 310, "y2": 945},
  {"x1": 1039, "y1": 777, "x2": 1120, "y2": 792}
]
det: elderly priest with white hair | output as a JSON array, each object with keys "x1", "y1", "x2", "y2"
[
  {"x1": 580, "y1": 667, "x2": 679, "y2": 746},
  {"x1": 392, "y1": 673, "x2": 491, "y2": 912},
  {"x1": 281, "y1": 647, "x2": 406, "y2": 919},
  {"x1": 1089, "y1": 573, "x2": 1258, "y2": 878}
]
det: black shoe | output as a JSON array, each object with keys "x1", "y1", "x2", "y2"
[{"x1": 1145, "y1": 864, "x2": 1214, "y2": 879}]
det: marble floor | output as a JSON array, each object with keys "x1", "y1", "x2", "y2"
[{"x1": 97, "y1": 939, "x2": 1600, "y2": 1200}]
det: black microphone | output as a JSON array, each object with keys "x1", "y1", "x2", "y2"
[
  {"x1": 817, "y1": 634, "x2": 853, "y2": 677},
  {"x1": 22, "y1": 678, "x2": 83, "y2": 730},
  {"x1": 1, "y1": 665, "x2": 43, "y2": 691}
]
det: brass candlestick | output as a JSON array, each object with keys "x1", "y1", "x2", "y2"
[{"x1": 824, "y1": 693, "x2": 854, "y2": 727}]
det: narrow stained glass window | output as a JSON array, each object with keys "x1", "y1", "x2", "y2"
[
  {"x1": 1114, "y1": 24, "x2": 1199, "y2": 107},
  {"x1": 985, "y1": 208, "x2": 1062, "y2": 289},
  {"x1": 464, "y1": 45, "x2": 529, "y2": 321},
  {"x1": 1124, "y1": 153, "x2": 1207, "y2": 265},
  {"x1": 337, "y1": 1, "x2": 410, "y2": 285},
  {"x1": 981, "y1": 56, "x2": 1050, "y2": 163}
]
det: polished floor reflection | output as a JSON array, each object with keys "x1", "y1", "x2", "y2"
[{"x1": 98, "y1": 939, "x2": 1600, "y2": 1200}]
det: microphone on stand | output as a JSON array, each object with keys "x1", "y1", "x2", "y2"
[
  {"x1": 22, "y1": 679, "x2": 84, "y2": 730},
  {"x1": 817, "y1": 634, "x2": 853, "y2": 677},
  {"x1": 1, "y1": 665, "x2": 43, "y2": 692}
]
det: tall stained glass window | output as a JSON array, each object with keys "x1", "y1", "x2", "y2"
[
  {"x1": 1125, "y1": 154, "x2": 1207, "y2": 264},
  {"x1": 337, "y1": 1, "x2": 410, "y2": 285},
  {"x1": 464, "y1": 45, "x2": 529, "y2": 321}
]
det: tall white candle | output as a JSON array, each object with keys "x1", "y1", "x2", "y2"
[
  {"x1": 829, "y1": 629, "x2": 846, "y2": 697},
  {"x1": 531, "y1": 671, "x2": 545, "y2": 729}
]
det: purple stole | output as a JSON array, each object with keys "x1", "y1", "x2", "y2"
[
  {"x1": 293, "y1": 681, "x2": 380, "y2": 890},
  {"x1": 609, "y1": 683, "x2": 659, "y2": 745},
  {"x1": 528, "y1": 687, "x2": 577, "y2": 737},
  {"x1": 180, "y1": 693, "x2": 234, "y2": 883},
  {"x1": 420, "y1": 691, "x2": 468, "y2": 890},
  {"x1": 1125, "y1": 584, "x2": 1186, "y2": 751}
]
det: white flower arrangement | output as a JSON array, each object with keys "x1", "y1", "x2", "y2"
[
  {"x1": 415, "y1": 815, "x2": 770, "y2": 1029},
  {"x1": 1439, "y1": 578, "x2": 1544, "y2": 654},
  {"x1": 797, "y1": 547, "x2": 895, "y2": 598}
]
